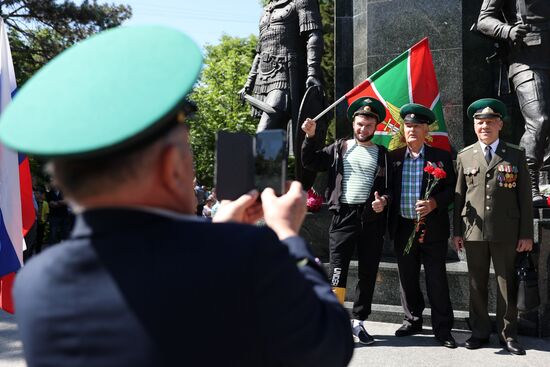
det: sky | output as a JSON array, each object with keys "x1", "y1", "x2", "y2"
[{"x1": 107, "y1": 0, "x2": 263, "y2": 47}]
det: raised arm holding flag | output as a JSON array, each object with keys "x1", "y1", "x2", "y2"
[{"x1": 312, "y1": 38, "x2": 451, "y2": 152}]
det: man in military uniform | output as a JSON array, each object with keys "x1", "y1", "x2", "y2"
[
  {"x1": 240, "y1": 0, "x2": 324, "y2": 185},
  {"x1": 1, "y1": 26, "x2": 354, "y2": 366},
  {"x1": 301, "y1": 97, "x2": 391, "y2": 345},
  {"x1": 477, "y1": 0, "x2": 550, "y2": 206},
  {"x1": 453, "y1": 98, "x2": 533, "y2": 355}
]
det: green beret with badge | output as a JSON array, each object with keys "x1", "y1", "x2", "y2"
[
  {"x1": 467, "y1": 98, "x2": 507, "y2": 120},
  {"x1": 0, "y1": 26, "x2": 203, "y2": 158},
  {"x1": 399, "y1": 103, "x2": 435, "y2": 124},
  {"x1": 347, "y1": 97, "x2": 386, "y2": 122}
]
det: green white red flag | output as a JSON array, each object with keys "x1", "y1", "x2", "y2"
[{"x1": 345, "y1": 38, "x2": 451, "y2": 152}]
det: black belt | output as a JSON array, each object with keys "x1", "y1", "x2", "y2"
[{"x1": 340, "y1": 203, "x2": 365, "y2": 210}]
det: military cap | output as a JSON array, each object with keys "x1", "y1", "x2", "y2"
[
  {"x1": 399, "y1": 103, "x2": 435, "y2": 124},
  {"x1": 0, "y1": 26, "x2": 203, "y2": 158},
  {"x1": 467, "y1": 98, "x2": 507, "y2": 120},
  {"x1": 347, "y1": 97, "x2": 386, "y2": 122}
]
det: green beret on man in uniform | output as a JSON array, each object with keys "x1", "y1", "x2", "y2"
[
  {"x1": 347, "y1": 97, "x2": 387, "y2": 123},
  {"x1": 467, "y1": 98, "x2": 507, "y2": 120}
]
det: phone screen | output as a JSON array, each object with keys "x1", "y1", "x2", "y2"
[
  {"x1": 215, "y1": 131, "x2": 254, "y2": 200},
  {"x1": 254, "y1": 130, "x2": 287, "y2": 195}
]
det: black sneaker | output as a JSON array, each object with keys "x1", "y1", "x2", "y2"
[{"x1": 352, "y1": 323, "x2": 375, "y2": 345}]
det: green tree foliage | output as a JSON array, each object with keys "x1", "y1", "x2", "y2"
[
  {"x1": 1, "y1": 0, "x2": 132, "y2": 86},
  {"x1": 319, "y1": 0, "x2": 334, "y2": 102},
  {"x1": 189, "y1": 35, "x2": 258, "y2": 187},
  {"x1": 0, "y1": 1, "x2": 131, "y2": 184}
]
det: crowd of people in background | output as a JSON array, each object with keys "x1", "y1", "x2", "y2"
[
  {"x1": 26, "y1": 177, "x2": 225, "y2": 258},
  {"x1": 194, "y1": 179, "x2": 220, "y2": 219},
  {"x1": 24, "y1": 181, "x2": 74, "y2": 261}
]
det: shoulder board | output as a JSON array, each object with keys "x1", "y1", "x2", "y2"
[
  {"x1": 505, "y1": 142, "x2": 524, "y2": 151},
  {"x1": 458, "y1": 144, "x2": 475, "y2": 154}
]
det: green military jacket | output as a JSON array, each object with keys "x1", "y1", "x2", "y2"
[{"x1": 453, "y1": 140, "x2": 533, "y2": 242}]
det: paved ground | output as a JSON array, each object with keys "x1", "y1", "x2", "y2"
[
  {"x1": 0, "y1": 312, "x2": 23, "y2": 367},
  {"x1": 1, "y1": 311, "x2": 549, "y2": 366},
  {"x1": 350, "y1": 321, "x2": 550, "y2": 367}
]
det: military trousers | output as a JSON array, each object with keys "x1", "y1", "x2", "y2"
[
  {"x1": 394, "y1": 216, "x2": 454, "y2": 338},
  {"x1": 328, "y1": 203, "x2": 384, "y2": 320},
  {"x1": 464, "y1": 240, "x2": 518, "y2": 341}
]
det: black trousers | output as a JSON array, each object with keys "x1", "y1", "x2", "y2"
[
  {"x1": 328, "y1": 204, "x2": 384, "y2": 320},
  {"x1": 394, "y1": 216, "x2": 454, "y2": 338}
]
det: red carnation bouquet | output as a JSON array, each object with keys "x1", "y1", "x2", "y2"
[
  {"x1": 306, "y1": 188, "x2": 324, "y2": 212},
  {"x1": 403, "y1": 161, "x2": 447, "y2": 255}
]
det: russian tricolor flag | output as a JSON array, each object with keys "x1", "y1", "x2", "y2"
[{"x1": 0, "y1": 18, "x2": 35, "y2": 314}]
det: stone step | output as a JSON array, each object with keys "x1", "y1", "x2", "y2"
[
  {"x1": 339, "y1": 262, "x2": 539, "y2": 336},
  {"x1": 327, "y1": 260, "x2": 498, "y2": 313}
]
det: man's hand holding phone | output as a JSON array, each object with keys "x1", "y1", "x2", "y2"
[
  {"x1": 214, "y1": 181, "x2": 307, "y2": 241},
  {"x1": 261, "y1": 181, "x2": 307, "y2": 240},
  {"x1": 213, "y1": 190, "x2": 263, "y2": 225}
]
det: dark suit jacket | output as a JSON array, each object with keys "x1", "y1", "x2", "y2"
[
  {"x1": 388, "y1": 145, "x2": 456, "y2": 243},
  {"x1": 14, "y1": 208, "x2": 353, "y2": 367}
]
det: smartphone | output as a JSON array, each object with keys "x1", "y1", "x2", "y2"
[
  {"x1": 215, "y1": 130, "x2": 286, "y2": 200},
  {"x1": 254, "y1": 130, "x2": 287, "y2": 196},
  {"x1": 215, "y1": 131, "x2": 254, "y2": 200}
]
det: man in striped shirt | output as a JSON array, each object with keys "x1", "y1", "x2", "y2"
[{"x1": 301, "y1": 97, "x2": 392, "y2": 345}]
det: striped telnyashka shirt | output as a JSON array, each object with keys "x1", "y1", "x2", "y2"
[{"x1": 340, "y1": 140, "x2": 379, "y2": 204}]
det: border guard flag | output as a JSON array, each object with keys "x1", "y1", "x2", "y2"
[
  {"x1": 0, "y1": 18, "x2": 35, "y2": 314},
  {"x1": 345, "y1": 38, "x2": 451, "y2": 152}
]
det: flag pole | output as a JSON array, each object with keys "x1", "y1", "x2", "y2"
[{"x1": 312, "y1": 94, "x2": 347, "y2": 122}]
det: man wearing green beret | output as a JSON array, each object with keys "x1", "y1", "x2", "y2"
[
  {"x1": 1, "y1": 26, "x2": 354, "y2": 366},
  {"x1": 387, "y1": 103, "x2": 457, "y2": 348},
  {"x1": 301, "y1": 96, "x2": 392, "y2": 345},
  {"x1": 453, "y1": 98, "x2": 533, "y2": 355}
]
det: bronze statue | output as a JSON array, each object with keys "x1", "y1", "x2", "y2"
[
  {"x1": 476, "y1": 0, "x2": 550, "y2": 207},
  {"x1": 240, "y1": 0, "x2": 325, "y2": 188}
]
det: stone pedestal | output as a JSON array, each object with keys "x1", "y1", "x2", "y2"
[{"x1": 301, "y1": 206, "x2": 460, "y2": 262}]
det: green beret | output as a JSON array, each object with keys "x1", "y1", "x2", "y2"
[
  {"x1": 0, "y1": 26, "x2": 203, "y2": 158},
  {"x1": 467, "y1": 98, "x2": 507, "y2": 120},
  {"x1": 399, "y1": 103, "x2": 435, "y2": 124},
  {"x1": 347, "y1": 97, "x2": 386, "y2": 122}
]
